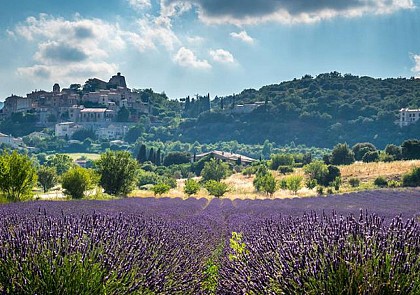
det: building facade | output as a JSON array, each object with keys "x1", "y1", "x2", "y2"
[{"x1": 398, "y1": 108, "x2": 420, "y2": 127}]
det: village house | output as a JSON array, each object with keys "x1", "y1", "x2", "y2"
[
  {"x1": 55, "y1": 122, "x2": 83, "y2": 138},
  {"x1": 398, "y1": 108, "x2": 420, "y2": 127},
  {"x1": 0, "y1": 132, "x2": 24, "y2": 148},
  {"x1": 193, "y1": 150, "x2": 257, "y2": 165}
]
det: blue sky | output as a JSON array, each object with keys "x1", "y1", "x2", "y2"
[{"x1": 1, "y1": 0, "x2": 420, "y2": 101}]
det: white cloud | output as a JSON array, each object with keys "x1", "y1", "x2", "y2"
[
  {"x1": 173, "y1": 47, "x2": 211, "y2": 69},
  {"x1": 412, "y1": 54, "x2": 420, "y2": 77},
  {"x1": 209, "y1": 49, "x2": 234, "y2": 64},
  {"x1": 164, "y1": 0, "x2": 415, "y2": 25},
  {"x1": 230, "y1": 31, "x2": 254, "y2": 44},
  {"x1": 128, "y1": 0, "x2": 152, "y2": 10}
]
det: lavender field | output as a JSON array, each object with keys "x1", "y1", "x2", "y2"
[{"x1": 1, "y1": 189, "x2": 420, "y2": 294}]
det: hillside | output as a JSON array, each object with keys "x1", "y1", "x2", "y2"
[{"x1": 178, "y1": 72, "x2": 420, "y2": 148}]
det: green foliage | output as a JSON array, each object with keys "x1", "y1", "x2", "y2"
[
  {"x1": 362, "y1": 151, "x2": 380, "y2": 163},
  {"x1": 163, "y1": 151, "x2": 191, "y2": 166},
  {"x1": 352, "y1": 142, "x2": 376, "y2": 161},
  {"x1": 384, "y1": 144, "x2": 402, "y2": 161},
  {"x1": 37, "y1": 165, "x2": 58, "y2": 192},
  {"x1": 270, "y1": 154, "x2": 294, "y2": 170},
  {"x1": 151, "y1": 183, "x2": 171, "y2": 196},
  {"x1": 205, "y1": 180, "x2": 229, "y2": 198},
  {"x1": 138, "y1": 170, "x2": 160, "y2": 186},
  {"x1": 71, "y1": 129, "x2": 96, "y2": 141},
  {"x1": 401, "y1": 139, "x2": 420, "y2": 160},
  {"x1": 316, "y1": 186, "x2": 324, "y2": 195},
  {"x1": 116, "y1": 106, "x2": 130, "y2": 122},
  {"x1": 202, "y1": 240, "x2": 224, "y2": 294},
  {"x1": 374, "y1": 176, "x2": 388, "y2": 187},
  {"x1": 184, "y1": 178, "x2": 200, "y2": 196},
  {"x1": 349, "y1": 178, "x2": 360, "y2": 187},
  {"x1": 330, "y1": 143, "x2": 355, "y2": 165},
  {"x1": 254, "y1": 172, "x2": 277, "y2": 196},
  {"x1": 331, "y1": 176, "x2": 342, "y2": 191},
  {"x1": 61, "y1": 166, "x2": 97, "y2": 199},
  {"x1": 229, "y1": 232, "x2": 248, "y2": 261},
  {"x1": 0, "y1": 150, "x2": 37, "y2": 202},
  {"x1": 402, "y1": 167, "x2": 420, "y2": 187},
  {"x1": 277, "y1": 165, "x2": 294, "y2": 174},
  {"x1": 96, "y1": 151, "x2": 139, "y2": 196},
  {"x1": 201, "y1": 159, "x2": 230, "y2": 182},
  {"x1": 47, "y1": 154, "x2": 73, "y2": 175},
  {"x1": 304, "y1": 160, "x2": 328, "y2": 185},
  {"x1": 387, "y1": 180, "x2": 401, "y2": 188},
  {"x1": 285, "y1": 175, "x2": 303, "y2": 194},
  {"x1": 305, "y1": 178, "x2": 317, "y2": 189}
]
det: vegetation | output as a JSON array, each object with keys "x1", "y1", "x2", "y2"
[
  {"x1": 205, "y1": 180, "x2": 229, "y2": 198},
  {"x1": 151, "y1": 183, "x2": 171, "y2": 196},
  {"x1": 285, "y1": 175, "x2": 303, "y2": 194},
  {"x1": 46, "y1": 154, "x2": 73, "y2": 175},
  {"x1": 201, "y1": 159, "x2": 230, "y2": 182},
  {"x1": 96, "y1": 151, "x2": 140, "y2": 196},
  {"x1": 402, "y1": 167, "x2": 420, "y2": 187},
  {"x1": 329, "y1": 143, "x2": 355, "y2": 165},
  {"x1": 61, "y1": 166, "x2": 97, "y2": 199},
  {"x1": 0, "y1": 150, "x2": 37, "y2": 202},
  {"x1": 184, "y1": 179, "x2": 200, "y2": 196},
  {"x1": 37, "y1": 165, "x2": 58, "y2": 192}
]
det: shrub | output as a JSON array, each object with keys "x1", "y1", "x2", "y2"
[
  {"x1": 374, "y1": 176, "x2": 388, "y2": 187},
  {"x1": 387, "y1": 180, "x2": 401, "y2": 188},
  {"x1": 151, "y1": 183, "x2": 171, "y2": 196},
  {"x1": 362, "y1": 151, "x2": 379, "y2": 163},
  {"x1": 138, "y1": 171, "x2": 160, "y2": 186},
  {"x1": 201, "y1": 159, "x2": 230, "y2": 182},
  {"x1": 349, "y1": 178, "x2": 360, "y2": 187},
  {"x1": 305, "y1": 179, "x2": 317, "y2": 189},
  {"x1": 0, "y1": 150, "x2": 38, "y2": 202},
  {"x1": 37, "y1": 165, "x2": 58, "y2": 192},
  {"x1": 62, "y1": 167, "x2": 97, "y2": 199},
  {"x1": 277, "y1": 165, "x2": 294, "y2": 175},
  {"x1": 205, "y1": 180, "x2": 229, "y2": 198},
  {"x1": 285, "y1": 175, "x2": 303, "y2": 194},
  {"x1": 163, "y1": 152, "x2": 191, "y2": 166},
  {"x1": 330, "y1": 143, "x2": 355, "y2": 165},
  {"x1": 316, "y1": 186, "x2": 324, "y2": 195},
  {"x1": 254, "y1": 173, "x2": 277, "y2": 196},
  {"x1": 402, "y1": 167, "x2": 420, "y2": 187},
  {"x1": 331, "y1": 176, "x2": 341, "y2": 191},
  {"x1": 184, "y1": 179, "x2": 200, "y2": 196},
  {"x1": 352, "y1": 142, "x2": 376, "y2": 161},
  {"x1": 96, "y1": 151, "x2": 139, "y2": 196},
  {"x1": 270, "y1": 154, "x2": 294, "y2": 170}
]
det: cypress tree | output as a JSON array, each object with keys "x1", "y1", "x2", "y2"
[
  {"x1": 156, "y1": 148, "x2": 162, "y2": 166},
  {"x1": 137, "y1": 144, "x2": 147, "y2": 163},
  {"x1": 148, "y1": 147, "x2": 155, "y2": 163}
]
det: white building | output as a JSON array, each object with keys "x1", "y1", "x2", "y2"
[
  {"x1": 0, "y1": 132, "x2": 24, "y2": 148},
  {"x1": 398, "y1": 108, "x2": 420, "y2": 127},
  {"x1": 55, "y1": 122, "x2": 83, "y2": 138},
  {"x1": 97, "y1": 124, "x2": 128, "y2": 140}
]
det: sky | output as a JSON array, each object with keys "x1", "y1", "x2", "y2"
[{"x1": 1, "y1": 0, "x2": 420, "y2": 101}]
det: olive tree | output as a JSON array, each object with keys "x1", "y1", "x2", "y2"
[
  {"x1": 0, "y1": 150, "x2": 37, "y2": 202},
  {"x1": 37, "y1": 165, "x2": 58, "y2": 192},
  {"x1": 61, "y1": 166, "x2": 97, "y2": 199},
  {"x1": 96, "y1": 151, "x2": 140, "y2": 196}
]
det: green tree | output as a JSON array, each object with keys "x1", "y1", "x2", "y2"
[
  {"x1": 304, "y1": 160, "x2": 328, "y2": 184},
  {"x1": 384, "y1": 144, "x2": 402, "y2": 160},
  {"x1": 96, "y1": 151, "x2": 139, "y2": 196},
  {"x1": 37, "y1": 165, "x2": 57, "y2": 192},
  {"x1": 285, "y1": 175, "x2": 303, "y2": 194},
  {"x1": 201, "y1": 158, "x2": 230, "y2": 182},
  {"x1": 352, "y1": 142, "x2": 376, "y2": 161},
  {"x1": 136, "y1": 144, "x2": 147, "y2": 163},
  {"x1": 184, "y1": 178, "x2": 200, "y2": 196},
  {"x1": 47, "y1": 154, "x2": 73, "y2": 175},
  {"x1": 163, "y1": 152, "x2": 191, "y2": 166},
  {"x1": 205, "y1": 180, "x2": 229, "y2": 198},
  {"x1": 270, "y1": 154, "x2": 294, "y2": 170},
  {"x1": 0, "y1": 150, "x2": 37, "y2": 202},
  {"x1": 330, "y1": 143, "x2": 355, "y2": 165},
  {"x1": 362, "y1": 151, "x2": 379, "y2": 163},
  {"x1": 61, "y1": 167, "x2": 97, "y2": 199},
  {"x1": 116, "y1": 106, "x2": 130, "y2": 122},
  {"x1": 253, "y1": 172, "x2": 277, "y2": 196},
  {"x1": 151, "y1": 183, "x2": 170, "y2": 196},
  {"x1": 401, "y1": 139, "x2": 420, "y2": 160}
]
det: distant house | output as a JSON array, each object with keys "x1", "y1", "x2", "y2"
[
  {"x1": 230, "y1": 102, "x2": 266, "y2": 114},
  {"x1": 0, "y1": 132, "x2": 24, "y2": 148},
  {"x1": 55, "y1": 122, "x2": 83, "y2": 138},
  {"x1": 193, "y1": 150, "x2": 257, "y2": 165},
  {"x1": 398, "y1": 108, "x2": 420, "y2": 127}
]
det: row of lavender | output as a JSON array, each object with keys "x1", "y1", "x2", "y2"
[{"x1": 0, "y1": 191, "x2": 419, "y2": 294}]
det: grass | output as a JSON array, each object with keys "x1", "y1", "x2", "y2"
[{"x1": 64, "y1": 153, "x2": 101, "y2": 161}]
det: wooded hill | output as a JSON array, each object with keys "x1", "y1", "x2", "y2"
[{"x1": 178, "y1": 72, "x2": 420, "y2": 148}]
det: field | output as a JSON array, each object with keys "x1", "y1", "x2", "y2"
[
  {"x1": 64, "y1": 153, "x2": 101, "y2": 161},
  {"x1": 1, "y1": 190, "x2": 420, "y2": 294}
]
